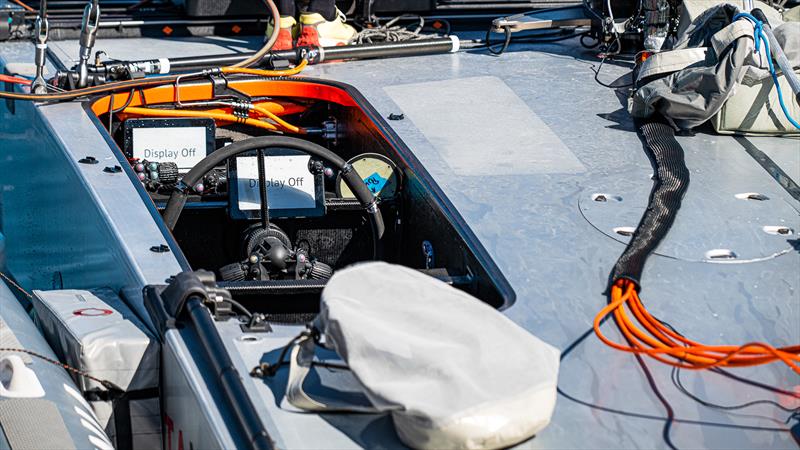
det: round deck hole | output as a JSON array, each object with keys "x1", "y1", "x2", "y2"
[
  {"x1": 613, "y1": 226, "x2": 636, "y2": 237},
  {"x1": 763, "y1": 225, "x2": 793, "y2": 236},
  {"x1": 735, "y1": 192, "x2": 769, "y2": 201},
  {"x1": 705, "y1": 249, "x2": 737, "y2": 260},
  {"x1": 592, "y1": 193, "x2": 623, "y2": 202}
]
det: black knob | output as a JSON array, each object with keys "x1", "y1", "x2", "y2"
[
  {"x1": 308, "y1": 261, "x2": 333, "y2": 280},
  {"x1": 262, "y1": 237, "x2": 289, "y2": 271},
  {"x1": 204, "y1": 170, "x2": 221, "y2": 188},
  {"x1": 219, "y1": 262, "x2": 247, "y2": 282}
]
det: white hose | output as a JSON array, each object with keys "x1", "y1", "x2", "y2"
[{"x1": 231, "y1": 0, "x2": 281, "y2": 68}]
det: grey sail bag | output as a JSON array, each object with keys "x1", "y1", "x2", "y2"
[
  {"x1": 284, "y1": 262, "x2": 560, "y2": 450},
  {"x1": 629, "y1": 1, "x2": 800, "y2": 134}
]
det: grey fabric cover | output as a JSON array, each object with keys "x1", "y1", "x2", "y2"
[
  {"x1": 630, "y1": 2, "x2": 800, "y2": 130},
  {"x1": 286, "y1": 262, "x2": 560, "y2": 450},
  {"x1": 30, "y1": 289, "x2": 159, "y2": 392}
]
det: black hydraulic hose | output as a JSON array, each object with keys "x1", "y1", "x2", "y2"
[
  {"x1": 162, "y1": 136, "x2": 385, "y2": 255},
  {"x1": 609, "y1": 118, "x2": 689, "y2": 286},
  {"x1": 184, "y1": 296, "x2": 273, "y2": 450}
]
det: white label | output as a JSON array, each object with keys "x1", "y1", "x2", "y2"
[
  {"x1": 236, "y1": 154, "x2": 316, "y2": 211},
  {"x1": 131, "y1": 127, "x2": 207, "y2": 171}
]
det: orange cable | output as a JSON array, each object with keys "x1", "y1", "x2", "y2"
[
  {"x1": 251, "y1": 104, "x2": 304, "y2": 134},
  {"x1": 0, "y1": 74, "x2": 32, "y2": 85},
  {"x1": 121, "y1": 106, "x2": 279, "y2": 132},
  {"x1": 10, "y1": 0, "x2": 35, "y2": 12},
  {"x1": 594, "y1": 279, "x2": 800, "y2": 374},
  {"x1": 221, "y1": 59, "x2": 309, "y2": 78}
]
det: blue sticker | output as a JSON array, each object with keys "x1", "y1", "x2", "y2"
[{"x1": 363, "y1": 172, "x2": 388, "y2": 194}]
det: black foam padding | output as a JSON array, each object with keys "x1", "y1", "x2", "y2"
[{"x1": 610, "y1": 119, "x2": 690, "y2": 286}]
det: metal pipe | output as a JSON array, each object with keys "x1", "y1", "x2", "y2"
[
  {"x1": 184, "y1": 296, "x2": 273, "y2": 450},
  {"x1": 32, "y1": 0, "x2": 49, "y2": 94},
  {"x1": 123, "y1": 37, "x2": 460, "y2": 73},
  {"x1": 77, "y1": 0, "x2": 100, "y2": 87}
]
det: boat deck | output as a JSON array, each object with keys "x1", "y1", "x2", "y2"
[{"x1": 1, "y1": 32, "x2": 798, "y2": 449}]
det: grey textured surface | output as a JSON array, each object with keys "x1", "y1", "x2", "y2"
[
  {"x1": 384, "y1": 76, "x2": 586, "y2": 175},
  {"x1": 1, "y1": 32, "x2": 798, "y2": 449},
  {"x1": 0, "y1": 399, "x2": 75, "y2": 450}
]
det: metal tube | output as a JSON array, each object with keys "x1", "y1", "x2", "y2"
[
  {"x1": 184, "y1": 296, "x2": 273, "y2": 450},
  {"x1": 32, "y1": 0, "x2": 49, "y2": 94},
  {"x1": 106, "y1": 37, "x2": 459, "y2": 74},
  {"x1": 77, "y1": 0, "x2": 101, "y2": 87}
]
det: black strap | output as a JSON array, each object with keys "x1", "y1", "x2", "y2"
[
  {"x1": 113, "y1": 395, "x2": 133, "y2": 450},
  {"x1": 83, "y1": 387, "x2": 159, "y2": 450}
]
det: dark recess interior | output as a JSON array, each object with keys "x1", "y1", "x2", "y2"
[{"x1": 105, "y1": 87, "x2": 512, "y2": 319}]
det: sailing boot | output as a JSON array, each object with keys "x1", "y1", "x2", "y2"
[{"x1": 266, "y1": 15, "x2": 298, "y2": 51}]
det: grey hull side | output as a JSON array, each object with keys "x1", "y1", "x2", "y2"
[{"x1": 0, "y1": 279, "x2": 114, "y2": 450}]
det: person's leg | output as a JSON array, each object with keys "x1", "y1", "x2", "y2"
[
  {"x1": 276, "y1": 0, "x2": 295, "y2": 17},
  {"x1": 305, "y1": 0, "x2": 334, "y2": 21},
  {"x1": 297, "y1": 0, "x2": 356, "y2": 47}
]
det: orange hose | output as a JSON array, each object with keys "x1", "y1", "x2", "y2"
[
  {"x1": 121, "y1": 106, "x2": 278, "y2": 132},
  {"x1": 0, "y1": 74, "x2": 32, "y2": 85},
  {"x1": 10, "y1": 0, "x2": 35, "y2": 12},
  {"x1": 594, "y1": 279, "x2": 800, "y2": 374},
  {"x1": 251, "y1": 104, "x2": 304, "y2": 134},
  {"x1": 222, "y1": 59, "x2": 309, "y2": 78}
]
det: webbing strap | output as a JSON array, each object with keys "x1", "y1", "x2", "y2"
[
  {"x1": 636, "y1": 48, "x2": 709, "y2": 81},
  {"x1": 285, "y1": 336, "x2": 379, "y2": 413}
]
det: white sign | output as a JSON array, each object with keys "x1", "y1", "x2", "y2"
[
  {"x1": 236, "y1": 154, "x2": 316, "y2": 211},
  {"x1": 131, "y1": 127, "x2": 207, "y2": 171}
]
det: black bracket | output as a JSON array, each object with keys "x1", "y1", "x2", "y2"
[
  {"x1": 210, "y1": 73, "x2": 251, "y2": 103},
  {"x1": 143, "y1": 270, "x2": 236, "y2": 339}
]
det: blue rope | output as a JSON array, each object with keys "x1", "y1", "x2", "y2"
[{"x1": 733, "y1": 12, "x2": 800, "y2": 130}]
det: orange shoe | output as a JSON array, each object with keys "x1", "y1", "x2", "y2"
[
  {"x1": 296, "y1": 10, "x2": 356, "y2": 48},
  {"x1": 267, "y1": 16, "x2": 298, "y2": 51}
]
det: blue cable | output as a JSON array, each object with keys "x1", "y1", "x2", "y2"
[{"x1": 733, "y1": 12, "x2": 800, "y2": 130}]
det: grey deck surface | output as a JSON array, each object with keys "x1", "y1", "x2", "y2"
[{"x1": 12, "y1": 34, "x2": 800, "y2": 449}]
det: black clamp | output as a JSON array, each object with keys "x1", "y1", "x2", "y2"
[
  {"x1": 142, "y1": 271, "x2": 237, "y2": 340},
  {"x1": 172, "y1": 179, "x2": 190, "y2": 194},
  {"x1": 208, "y1": 71, "x2": 252, "y2": 103},
  {"x1": 160, "y1": 270, "x2": 216, "y2": 319}
]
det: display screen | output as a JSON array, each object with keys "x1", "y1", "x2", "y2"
[
  {"x1": 228, "y1": 149, "x2": 325, "y2": 219},
  {"x1": 123, "y1": 118, "x2": 215, "y2": 172}
]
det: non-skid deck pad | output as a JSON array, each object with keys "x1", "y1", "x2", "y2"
[
  {"x1": 384, "y1": 76, "x2": 586, "y2": 176},
  {"x1": 0, "y1": 399, "x2": 75, "y2": 450}
]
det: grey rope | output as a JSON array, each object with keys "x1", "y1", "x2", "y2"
[{"x1": 352, "y1": 15, "x2": 443, "y2": 44}]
